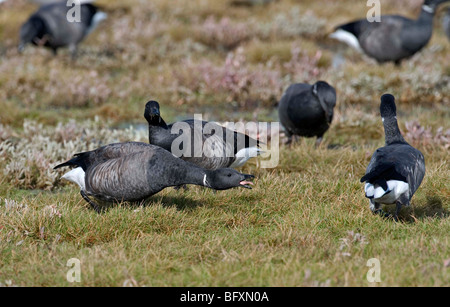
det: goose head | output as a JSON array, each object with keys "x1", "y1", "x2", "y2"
[
  {"x1": 144, "y1": 100, "x2": 163, "y2": 126},
  {"x1": 207, "y1": 168, "x2": 255, "y2": 190}
]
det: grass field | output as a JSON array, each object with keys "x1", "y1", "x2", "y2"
[{"x1": 0, "y1": 0, "x2": 449, "y2": 287}]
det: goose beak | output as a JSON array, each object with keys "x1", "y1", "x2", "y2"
[
  {"x1": 239, "y1": 174, "x2": 255, "y2": 189},
  {"x1": 150, "y1": 108, "x2": 160, "y2": 119}
]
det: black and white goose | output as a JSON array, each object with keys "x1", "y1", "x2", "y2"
[
  {"x1": 144, "y1": 100, "x2": 261, "y2": 170},
  {"x1": 54, "y1": 142, "x2": 255, "y2": 212},
  {"x1": 330, "y1": 0, "x2": 450, "y2": 65},
  {"x1": 360, "y1": 94, "x2": 425, "y2": 220},
  {"x1": 278, "y1": 81, "x2": 337, "y2": 146},
  {"x1": 18, "y1": 1, "x2": 107, "y2": 57}
]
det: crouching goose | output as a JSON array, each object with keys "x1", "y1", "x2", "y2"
[
  {"x1": 144, "y1": 100, "x2": 261, "y2": 170},
  {"x1": 54, "y1": 142, "x2": 255, "y2": 212},
  {"x1": 18, "y1": 1, "x2": 107, "y2": 57},
  {"x1": 278, "y1": 81, "x2": 336, "y2": 146},
  {"x1": 330, "y1": 0, "x2": 450, "y2": 65},
  {"x1": 360, "y1": 94, "x2": 425, "y2": 221}
]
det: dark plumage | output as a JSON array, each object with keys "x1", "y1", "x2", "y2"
[
  {"x1": 278, "y1": 81, "x2": 337, "y2": 146},
  {"x1": 360, "y1": 94, "x2": 425, "y2": 221},
  {"x1": 330, "y1": 0, "x2": 450, "y2": 65},
  {"x1": 18, "y1": 2, "x2": 107, "y2": 57},
  {"x1": 144, "y1": 100, "x2": 261, "y2": 170},
  {"x1": 54, "y1": 142, "x2": 255, "y2": 212}
]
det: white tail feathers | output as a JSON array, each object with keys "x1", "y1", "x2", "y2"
[
  {"x1": 330, "y1": 29, "x2": 362, "y2": 52},
  {"x1": 61, "y1": 167, "x2": 86, "y2": 191},
  {"x1": 365, "y1": 180, "x2": 409, "y2": 204}
]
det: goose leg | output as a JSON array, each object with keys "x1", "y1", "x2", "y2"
[
  {"x1": 284, "y1": 134, "x2": 293, "y2": 146},
  {"x1": 80, "y1": 190, "x2": 103, "y2": 213},
  {"x1": 315, "y1": 136, "x2": 323, "y2": 148},
  {"x1": 69, "y1": 44, "x2": 78, "y2": 60},
  {"x1": 370, "y1": 200, "x2": 382, "y2": 214},
  {"x1": 370, "y1": 200, "x2": 390, "y2": 218},
  {"x1": 393, "y1": 201, "x2": 403, "y2": 222}
]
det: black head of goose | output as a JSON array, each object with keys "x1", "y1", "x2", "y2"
[
  {"x1": 18, "y1": 1, "x2": 107, "y2": 57},
  {"x1": 360, "y1": 94, "x2": 425, "y2": 221},
  {"x1": 330, "y1": 0, "x2": 450, "y2": 65},
  {"x1": 144, "y1": 100, "x2": 261, "y2": 170},
  {"x1": 54, "y1": 142, "x2": 255, "y2": 212},
  {"x1": 278, "y1": 81, "x2": 336, "y2": 146}
]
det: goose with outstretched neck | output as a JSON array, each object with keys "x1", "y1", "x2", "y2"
[{"x1": 54, "y1": 142, "x2": 255, "y2": 212}]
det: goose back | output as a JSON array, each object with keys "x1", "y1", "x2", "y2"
[
  {"x1": 278, "y1": 82, "x2": 336, "y2": 139},
  {"x1": 145, "y1": 102, "x2": 259, "y2": 169}
]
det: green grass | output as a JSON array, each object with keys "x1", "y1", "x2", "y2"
[{"x1": 0, "y1": 0, "x2": 449, "y2": 287}]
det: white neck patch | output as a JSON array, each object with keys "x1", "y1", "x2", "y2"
[{"x1": 203, "y1": 174, "x2": 210, "y2": 187}]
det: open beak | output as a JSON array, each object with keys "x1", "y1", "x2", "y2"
[{"x1": 239, "y1": 174, "x2": 255, "y2": 189}]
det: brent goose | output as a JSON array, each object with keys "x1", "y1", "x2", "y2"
[
  {"x1": 144, "y1": 101, "x2": 261, "y2": 170},
  {"x1": 278, "y1": 81, "x2": 337, "y2": 146},
  {"x1": 360, "y1": 94, "x2": 425, "y2": 221},
  {"x1": 330, "y1": 0, "x2": 450, "y2": 65},
  {"x1": 54, "y1": 142, "x2": 255, "y2": 212},
  {"x1": 18, "y1": 1, "x2": 107, "y2": 57}
]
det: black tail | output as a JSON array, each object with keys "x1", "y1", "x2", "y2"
[
  {"x1": 360, "y1": 163, "x2": 406, "y2": 185},
  {"x1": 53, "y1": 153, "x2": 88, "y2": 171},
  {"x1": 337, "y1": 20, "x2": 364, "y2": 38}
]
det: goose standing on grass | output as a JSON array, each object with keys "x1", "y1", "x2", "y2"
[
  {"x1": 278, "y1": 81, "x2": 336, "y2": 146},
  {"x1": 360, "y1": 94, "x2": 425, "y2": 221},
  {"x1": 54, "y1": 142, "x2": 255, "y2": 212},
  {"x1": 18, "y1": 1, "x2": 107, "y2": 58},
  {"x1": 330, "y1": 0, "x2": 450, "y2": 65},
  {"x1": 144, "y1": 100, "x2": 261, "y2": 170}
]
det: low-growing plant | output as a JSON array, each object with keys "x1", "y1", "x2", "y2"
[
  {"x1": 194, "y1": 16, "x2": 252, "y2": 50},
  {"x1": 0, "y1": 119, "x2": 146, "y2": 190}
]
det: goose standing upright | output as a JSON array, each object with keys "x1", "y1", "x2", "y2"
[
  {"x1": 18, "y1": 1, "x2": 107, "y2": 57},
  {"x1": 54, "y1": 142, "x2": 255, "y2": 212},
  {"x1": 330, "y1": 0, "x2": 450, "y2": 65},
  {"x1": 360, "y1": 94, "x2": 425, "y2": 221},
  {"x1": 278, "y1": 81, "x2": 337, "y2": 146},
  {"x1": 144, "y1": 101, "x2": 261, "y2": 170}
]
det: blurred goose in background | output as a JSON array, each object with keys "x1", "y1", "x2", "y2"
[
  {"x1": 54, "y1": 142, "x2": 255, "y2": 212},
  {"x1": 144, "y1": 100, "x2": 261, "y2": 170},
  {"x1": 278, "y1": 81, "x2": 337, "y2": 146},
  {"x1": 18, "y1": 1, "x2": 107, "y2": 57},
  {"x1": 360, "y1": 94, "x2": 425, "y2": 221},
  {"x1": 330, "y1": 0, "x2": 450, "y2": 65}
]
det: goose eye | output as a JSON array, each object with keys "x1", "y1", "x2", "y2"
[{"x1": 227, "y1": 174, "x2": 232, "y2": 177}]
